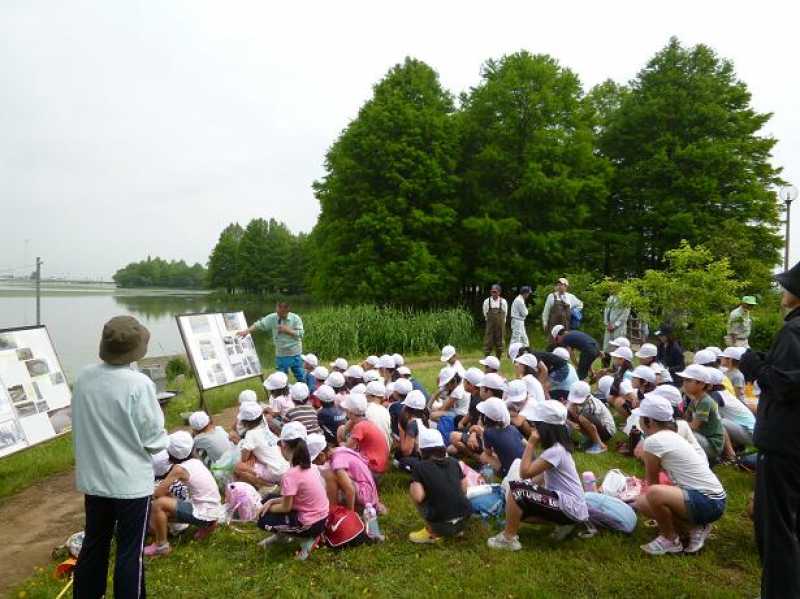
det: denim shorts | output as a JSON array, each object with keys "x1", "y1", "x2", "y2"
[
  {"x1": 175, "y1": 500, "x2": 215, "y2": 527},
  {"x1": 683, "y1": 489, "x2": 726, "y2": 525}
]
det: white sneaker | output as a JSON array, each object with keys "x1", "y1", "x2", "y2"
[
  {"x1": 487, "y1": 531, "x2": 522, "y2": 551},
  {"x1": 684, "y1": 524, "x2": 712, "y2": 554},
  {"x1": 641, "y1": 535, "x2": 683, "y2": 555}
]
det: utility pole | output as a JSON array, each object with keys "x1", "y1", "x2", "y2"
[
  {"x1": 780, "y1": 186, "x2": 799, "y2": 271},
  {"x1": 35, "y1": 257, "x2": 42, "y2": 325}
]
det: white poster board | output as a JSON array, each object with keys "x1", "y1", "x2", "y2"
[
  {"x1": 176, "y1": 312, "x2": 262, "y2": 391},
  {"x1": 0, "y1": 326, "x2": 72, "y2": 458}
]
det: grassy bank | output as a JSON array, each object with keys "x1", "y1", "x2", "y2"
[{"x1": 7, "y1": 352, "x2": 760, "y2": 598}]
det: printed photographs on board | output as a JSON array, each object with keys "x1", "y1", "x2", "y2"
[{"x1": 0, "y1": 419, "x2": 25, "y2": 452}]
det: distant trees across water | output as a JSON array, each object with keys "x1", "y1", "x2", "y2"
[{"x1": 113, "y1": 257, "x2": 207, "y2": 289}]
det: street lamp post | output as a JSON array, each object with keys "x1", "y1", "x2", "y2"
[{"x1": 780, "y1": 185, "x2": 799, "y2": 271}]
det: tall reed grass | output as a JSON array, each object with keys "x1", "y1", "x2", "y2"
[{"x1": 296, "y1": 305, "x2": 476, "y2": 359}]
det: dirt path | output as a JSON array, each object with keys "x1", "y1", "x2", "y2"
[{"x1": 0, "y1": 404, "x2": 241, "y2": 597}]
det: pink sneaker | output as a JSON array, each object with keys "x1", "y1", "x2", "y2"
[{"x1": 143, "y1": 542, "x2": 171, "y2": 557}]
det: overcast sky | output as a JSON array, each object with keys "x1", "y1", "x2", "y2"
[{"x1": 2, "y1": 0, "x2": 799, "y2": 280}]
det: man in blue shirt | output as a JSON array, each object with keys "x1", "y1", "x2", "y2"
[{"x1": 240, "y1": 302, "x2": 305, "y2": 382}]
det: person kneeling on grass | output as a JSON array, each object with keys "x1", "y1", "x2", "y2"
[
  {"x1": 488, "y1": 400, "x2": 589, "y2": 551},
  {"x1": 566, "y1": 380, "x2": 616, "y2": 454},
  {"x1": 257, "y1": 422, "x2": 331, "y2": 560},
  {"x1": 146, "y1": 431, "x2": 223, "y2": 557},
  {"x1": 408, "y1": 426, "x2": 472, "y2": 543},
  {"x1": 633, "y1": 394, "x2": 726, "y2": 555}
]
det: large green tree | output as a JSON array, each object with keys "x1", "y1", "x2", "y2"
[
  {"x1": 599, "y1": 37, "x2": 783, "y2": 278},
  {"x1": 113, "y1": 257, "x2": 207, "y2": 289},
  {"x1": 310, "y1": 57, "x2": 461, "y2": 306},
  {"x1": 207, "y1": 223, "x2": 243, "y2": 294},
  {"x1": 456, "y1": 52, "x2": 611, "y2": 291}
]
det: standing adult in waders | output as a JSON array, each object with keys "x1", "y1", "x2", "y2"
[
  {"x1": 542, "y1": 278, "x2": 582, "y2": 335},
  {"x1": 482, "y1": 284, "x2": 508, "y2": 360}
]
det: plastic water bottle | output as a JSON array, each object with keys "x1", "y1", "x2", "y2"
[
  {"x1": 480, "y1": 465, "x2": 496, "y2": 484},
  {"x1": 363, "y1": 504, "x2": 384, "y2": 542},
  {"x1": 582, "y1": 471, "x2": 597, "y2": 493}
]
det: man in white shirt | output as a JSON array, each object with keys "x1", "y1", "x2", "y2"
[
  {"x1": 510, "y1": 286, "x2": 531, "y2": 346},
  {"x1": 482, "y1": 284, "x2": 508, "y2": 359},
  {"x1": 541, "y1": 278, "x2": 583, "y2": 333},
  {"x1": 603, "y1": 293, "x2": 630, "y2": 353}
]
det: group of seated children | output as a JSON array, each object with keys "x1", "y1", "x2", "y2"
[{"x1": 145, "y1": 339, "x2": 738, "y2": 558}]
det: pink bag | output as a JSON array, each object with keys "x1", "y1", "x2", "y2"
[
  {"x1": 459, "y1": 461, "x2": 486, "y2": 488},
  {"x1": 224, "y1": 482, "x2": 263, "y2": 522}
]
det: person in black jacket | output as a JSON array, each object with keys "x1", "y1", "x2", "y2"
[
  {"x1": 655, "y1": 324, "x2": 685, "y2": 379},
  {"x1": 739, "y1": 261, "x2": 800, "y2": 599}
]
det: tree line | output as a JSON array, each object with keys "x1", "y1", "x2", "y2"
[
  {"x1": 207, "y1": 37, "x2": 783, "y2": 305},
  {"x1": 112, "y1": 257, "x2": 207, "y2": 289}
]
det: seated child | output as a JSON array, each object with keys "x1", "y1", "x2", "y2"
[
  {"x1": 229, "y1": 389, "x2": 258, "y2": 443},
  {"x1": 145, "y1": 431, "x2": 223, "y2": 556},
  {"x1": 258, "y1": 423, "x2": 330, "y2": 560},
  {"x1": 545, "y1": 347, "x2": 578, "y2": 402},
  {"x1": 285, "y1": 382, "x2": 322, "y2": 435},
  {"x1": 633, "y1": 395, "x2": 726, "y2": 555},
  {"x1": 338, "y1": 393, "x2": 390, "y2": 475},
  {"x1": 189, "y1": 411, "x2": 233, "y2": 467},
  {"x1": 396, "y1": 390, "x2": 429, "y2": 472},
  {"x1": 407, "y1": 427, "x2": 472, "y2": 543},
  {"x1": 387, "y1": 377, "x2": 413, "y2": 438},
  {"x1": 479, "y1": 355, "x2": 501, "y2": 375},
  {"x1": 301, "y1": 353, "x2": 319, "y2": 392},
  {"x1": 487, "y1": 401, "x2": 588, "y2": 551},
  {"x1": 365, "y1": 380, "x2": 392, "y2": 449},
  {"x1": 316, "y1": 384, "x2": 346, "y2": 445},
  {"x1": 263, "y1": 372, "x2": 294, "y2": 433},
  {"x1": 448, "y1": 367, "x2": 484, "y2": 458},
  {"x1": 320, "y1": 444, "x2": 381, "y2": 513},
  {"x1": 505, "y1": 378, "x2": 532, "y2": 436},
  {"x1": 720, "y1": 347, "x2": 746, "y2": 401},
  {"x1": 234, "y1": 402, "x2": 289, "y2": 487},
  {"x1": 430, "y1": 367, "x2": 467, "y2": 422},
  {"x1": 565, "y1": 381, "x2": 616, "y2": 454},
  {"x1": 330, "y1": 357, "x2": 348, "y2": 373},
  {"x1": 678, "y1": 365, "x2": 725, "y2": 462},
  {"x1": 309, "y1": 366, "x2": 330, "y2": 408},
  {"x1": 476, "y1": 378, "x2": 525, "y2": 479}
]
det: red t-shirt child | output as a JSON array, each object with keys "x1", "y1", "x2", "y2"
[{"x1": 350, "y1": 419, "x2": 389, "y2": 474}]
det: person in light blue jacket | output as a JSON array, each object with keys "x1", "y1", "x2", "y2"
[{"x1": 72, "y1": 316, "x2": 168, "y2": 599}]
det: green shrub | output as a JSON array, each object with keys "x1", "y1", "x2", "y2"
[{"x1": 165, "y1": 356, "x2": 193, "y2": 381}]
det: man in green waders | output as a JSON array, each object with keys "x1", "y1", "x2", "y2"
[{"x1": 482, "y1": 284, "x2": 508, "y2": 359}]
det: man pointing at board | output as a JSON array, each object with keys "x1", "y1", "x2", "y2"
[{"x1": 239, "y1": 302, "x2": 305, "y2": 382}]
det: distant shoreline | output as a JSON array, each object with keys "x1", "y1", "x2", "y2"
[{"x1": 0, "y1": 281, "x2": 210, "y2": 297}]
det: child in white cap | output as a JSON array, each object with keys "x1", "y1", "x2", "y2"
[
  {"x1": 234, "y1": 402, "x2": 289, "y2": 489},
  {"x1": 565, "y1": 381, "x2": 616, "y2": 454},
  {"x1": 476, "y1": 378, "x2": 525, "y2": 479},
  {"x1": 439, "y1": 345, "x2": 466, "y2": 377},
  {"x1": 679, "y1": 364, "x2": 725, "y2": 462},
  {"x1": 189, "y1": 411, "x2": 233, "y2": 467},
  {"x1": 258, "y1": 423, "x2": 330, "y2": 560},
  {"x1": 488, "y1": 401, "x2": 588, "y2": 551},
  {"x1": 339, "y1": 393, "x2": 390, "y2": 476},
  {"x1": 448, "y1": 368, "x2": 485, "y2": 459},
  {"x1": 365, "y1": 380, "x2": 392, "y2": 449},
  {"x1": 407, "y1": 426, "x2": 472, "y2": 544},
  {"x1": 633, "y1": 394, "x2": 726, "y2": 555},
  {"x1": 396, "y1": 390, "x2": 430, "y2": 472},
  {"x1": 263, "y1": 372, "x2": 294, "y2": 433},
  {"x1": 229, "y1": 388, "x2": 259, "y2": 443},
  {"x1": 284, "y1": 382, "x2": 322, "y2": 435},
  {"x1": 430, "y1": 366, "x2": 468, "y2": 423},
  {"x1": 146, "y1": 431, "x2": 223, "y2": 557},
  {"x1": 315, "y1": 384, "x2": 346, "y2": 446}
]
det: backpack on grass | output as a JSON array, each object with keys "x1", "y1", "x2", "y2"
[{"x1": 323, "y1": 505, "x2": 368, "y2": 549}]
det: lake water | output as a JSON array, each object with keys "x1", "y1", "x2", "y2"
[{"x1": 0, "y1": 282, "x2": 271, "y2": 378}]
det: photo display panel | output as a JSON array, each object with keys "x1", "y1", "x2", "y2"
[
  {"x1": 0, "y1": 326, "x2": 72, "y2": 458},
  {"x1": 176, "y1": 312, "x2": 262, "y2": 391}
]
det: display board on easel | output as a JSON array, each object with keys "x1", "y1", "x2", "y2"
[
  {"x1": 176, "y1": 312, "x2": 263, "y2": 407},
  {"x1": 0, "y1": 326, "x2": 72, "y2": 458}
]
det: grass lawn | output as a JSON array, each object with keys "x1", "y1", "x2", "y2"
[{"x1": 9, "y1": 352, "x2": 761, "y2": 598}]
